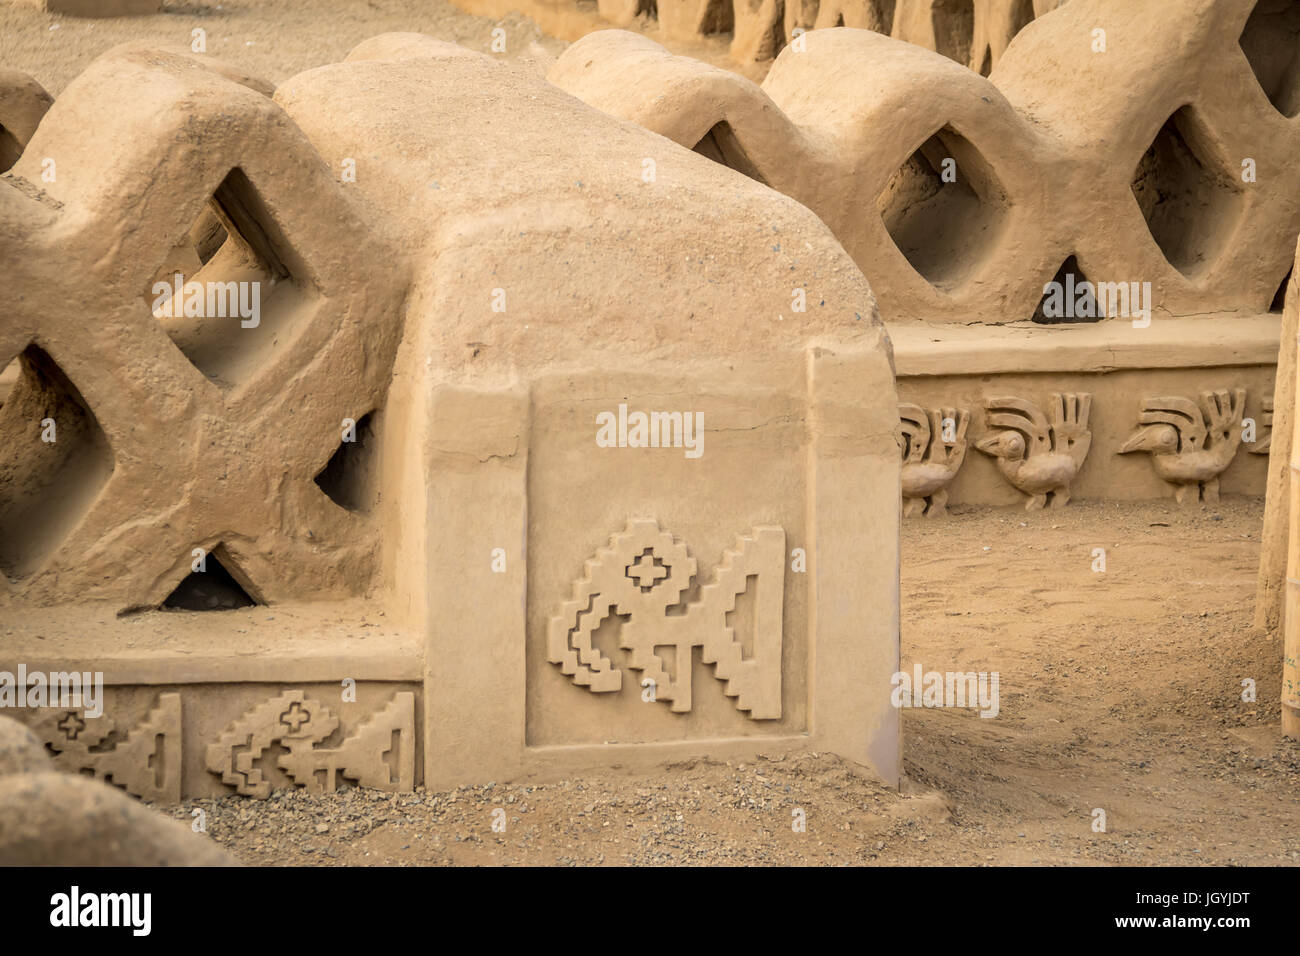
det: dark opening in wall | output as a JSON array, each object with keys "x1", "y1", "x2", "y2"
[
  {"x1": 0, "y1": 345, "x2": 114, "y2": 580},
  {"x1": 1032, "y1": 256, "x2": 1102, "y2": 324},
  {"x1": 871, "y1": 0, "x2": 896, "y2": 33},
  {"x1": 1271, "y1": 267, "x2": 1292, "y2": 313},
  {"x1": 692, "y1": 122, "x2": 768, "y2": 185},
  {"x1": 1239, "y1": 0, "x2": 1300, "y2": 117},
  {"x1": 1011, "y1": 0, "x2": 1035, "y2": 33},
  {"x1": 932, "y1": 0, "x2": 975, "y2": 66},
  {"x1": 695, "y1": 0, "x2": 733, "y2": 33},
  {"x1": 1131, "y1": 106, "x2": 1243, "y2": 279},
  {"x1": 0, "y1": 125, "x2": 22, "y2": 172},
  {"x1": 162, "y1": 545, "x2": 258, "y2": 611},
  {"x1": 876, "y1": 125, "x2": 1008, "y2": 292},
  {"x1": 314, "y1": 411, "x2": 379, "y2": 514}
]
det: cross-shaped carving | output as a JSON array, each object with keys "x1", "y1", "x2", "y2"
[
  {"x1": 57, "y1": 711, "x2": 86, "y2": 740},
  {"x1": 626, "y1": 550, "x2": 668, "y2": 590},
  {"x1": 280, "y1": 701, "x2": 311, "y2": 734}
]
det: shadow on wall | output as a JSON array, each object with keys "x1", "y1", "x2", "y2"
[{"x1": 537, "y1": 0, "x2": 1065, "y2": 70}]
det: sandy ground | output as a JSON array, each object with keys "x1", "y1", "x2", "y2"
[
  {"x1": 0, "y1": 0, "x2": 566, "y2": 94},
  {"x1": 163, "y1": 498, "x2": 1298, "y2": 866},
  {"x1": 0, "y1": 0, "x2": 747, "y2": 97}
]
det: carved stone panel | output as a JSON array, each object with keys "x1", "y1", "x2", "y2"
[
  {"x1": 205, "y1": 689, "x2": 415, "y2": 798},
  {"x1": 975, "y1": 393, "x2": 1092, "y2": 510},
  {"x1": 899, "y1": 404, "x2": 969, "y2": 517},
  {"x1": 548, "y1": 519, "x2": 785, "y2": 719},
  {"x1": 1119, "y1": 389, "x2": 1245, "y2": 504},
  {"x1": 31, "y1": 692, "x2": 181, "y2": 803}
]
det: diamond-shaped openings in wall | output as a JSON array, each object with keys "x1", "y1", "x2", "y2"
[
  {"x1": 1131, "y1": 106, "x2": 1247, "y2": 279},
  {"x1": 1240, "y1": 0, "x2": 1300, "y2": 118},
  {"x1": 876, "y1": 124, "x2": 1010, "y2": 294},
  {"x1": 142, "y1": 167, "x2": 320, "y2": 389},
  {"x1": 0, "y1": 344, "x2": 114, "y2": 581},
  {"x1": 692, "y1": 121, "x2": 768, "y2": 185}
]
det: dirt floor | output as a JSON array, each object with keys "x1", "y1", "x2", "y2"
[
  {"x1": 161, "y1": 497, "x2": 1298, "y2": 866},
  {"x1": 0, "y1": 0, "x2": 746, "y2": 97},
  {"x1": 0, "y1": 0, "x2": 565, "y2": 95}
]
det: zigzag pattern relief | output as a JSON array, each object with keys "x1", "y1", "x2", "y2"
[{"x1": 550, "y1": 0, "x2": 1300, "y2": 325}]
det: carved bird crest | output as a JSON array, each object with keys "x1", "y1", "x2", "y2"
[
  {"x1": 898, "y1": 404, "x2": 969, "y2": 517},
  {"x1": 1119, "y1": 389, "x2": 1245, "y2": 504},
  {"x1": 975, "y1": 393, "x2": 1092, "y2": 510}
]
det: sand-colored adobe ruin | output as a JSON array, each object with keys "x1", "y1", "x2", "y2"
[
  {"x1": 1, "y1": 0, "x2": 1298, "y2": 839},
  {"x1": 551, "y1": 0, "x2": 1294, "y2": 510},
  {"x1": 453, "y1": 0, "x2": 1069, "y2": 72},
  {"x1": 0, "y1": 33, "x2": 899, "y2": 801}
]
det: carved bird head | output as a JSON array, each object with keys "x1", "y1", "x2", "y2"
[
  {"x1": 1119, "y1": 423, "x2": 1179, "y2": 456},
  {"x1": 975, "y1": 430, "x2": 1027, "y2": 462}
]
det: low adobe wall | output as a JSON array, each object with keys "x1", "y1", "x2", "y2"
[
  {"x1": 451, "y1": 0, "x2": 1067, "y2": 72},
  {"x1": 0, "y1": 35, "x2": 901, "y2": 800},
  {"x1": 550, "y1": 0, "x2": 1295, "y2": 508}
]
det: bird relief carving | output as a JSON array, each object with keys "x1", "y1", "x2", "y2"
[
  {"x1": 975, "y1": 394, "x2": 1092, "y2": 510},
  {"x1": 547, "y1": 519, "x2": 785, "y2": 719},
  {"x1": 1119, "y1": 389, "x2": 1245, "y2": 504},
  {"x1": 899, "y1": 404, "x2": 970, "y2": 517}
]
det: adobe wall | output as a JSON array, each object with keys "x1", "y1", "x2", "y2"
[
  {"x1": 0, "y1": 35, "x2": 901, "y2": 799},
  {"x1": 550, "y1": 0, "x2": 1296, "y2": 509},
  {"x1": 452, "y1": 0, "x2": 1065, "y2": 72}
]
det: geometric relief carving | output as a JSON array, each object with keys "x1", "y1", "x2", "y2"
[
  {"x1": 974, "y1": 393, "x2": 1093, "y2": 510},
  {"x1": 1119, "y1": 389, "x2": 1246, "y2": 505},
  {"x1": 899, "y1": 404, "x2": 969, "y2": 517},
  {"x1": 204, "y1": 690, "x2": 415, "y2": 798},
  {"x1": 548, "y1": 520, "x2": 784, "y2": 719},
  {"x1": 31, "y1": 692, "x2": 181, "y2": 803}
]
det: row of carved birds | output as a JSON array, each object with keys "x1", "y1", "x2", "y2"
[{"x1": 900, "y1": 390, "x2": 1268, "y2": 514}]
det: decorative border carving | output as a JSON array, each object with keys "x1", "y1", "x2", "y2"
[
  {"x1": 32, "y1": 692, "x2": 182, "y2": 803},
  {"x1": 204, "y1": 690, "x2": 415, "y2": 798}
]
